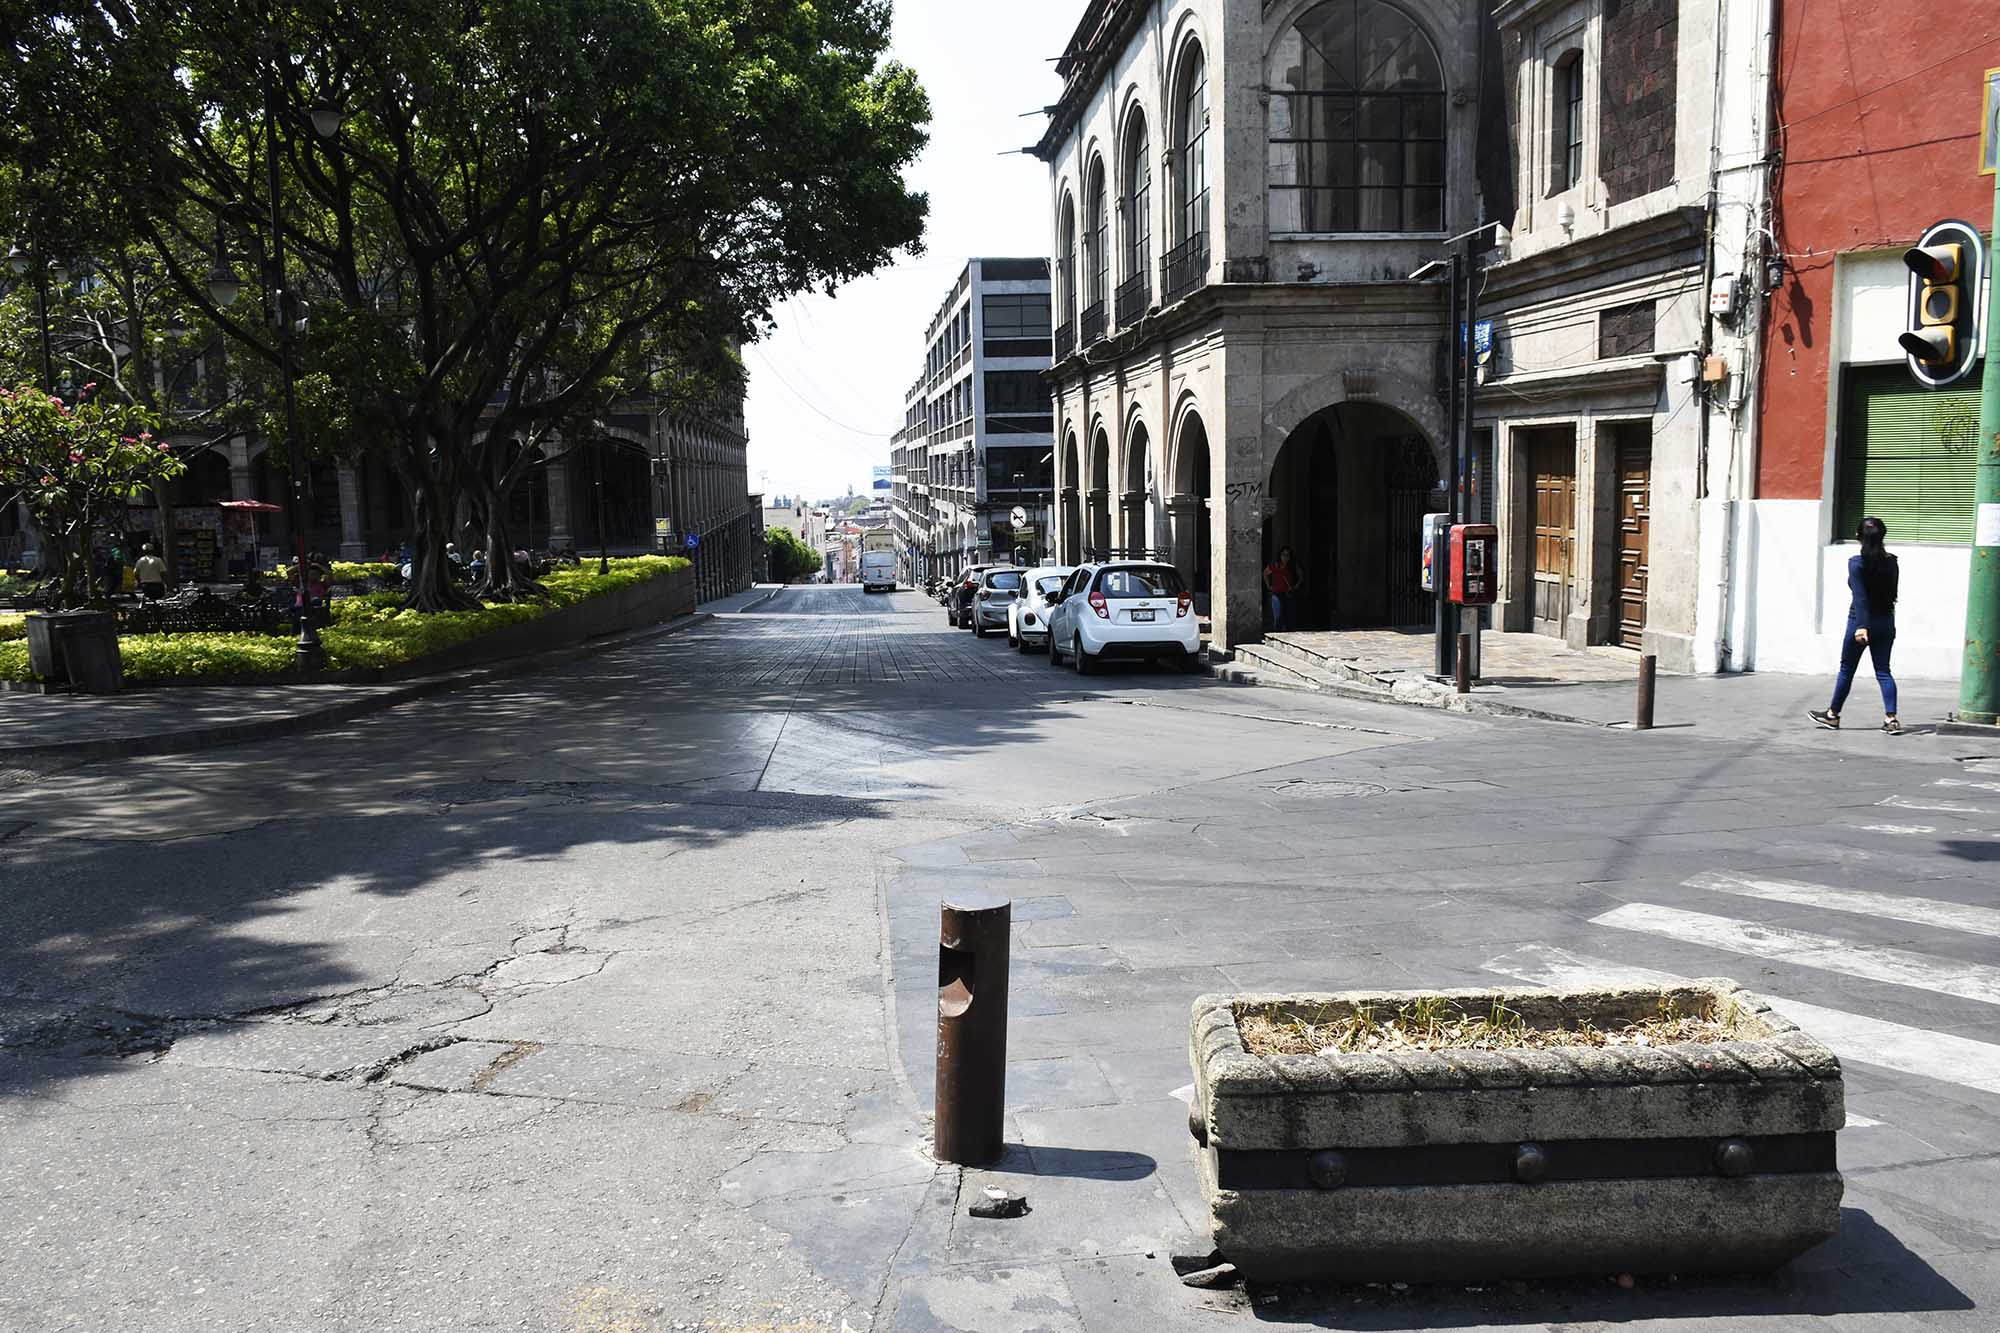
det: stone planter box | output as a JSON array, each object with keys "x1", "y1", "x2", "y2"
[{"x1": 1188, "y1": 982, "x2": 1843, "y2": 1283}]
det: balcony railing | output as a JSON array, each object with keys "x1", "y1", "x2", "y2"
[
  {"x1": 1054, "y1": 320, "x2": 1076, "y2": 361},
  {"x1": 1115, "y1": 268, "x2": 1152, "y2": 329},
  {"x1": 1080, "y1": 300, "x2": 1106, "y2": 348},
  {"x1": 1162, "y1": 231, "x2": 1209, "y2": 308}
]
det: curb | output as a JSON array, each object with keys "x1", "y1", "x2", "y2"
[
  {"x1": 1, "y1": 611, "x2": 716, "y2": 771},
  {"x1": 1203, "y1": 658, "x2": 1606, "y2": 727}
]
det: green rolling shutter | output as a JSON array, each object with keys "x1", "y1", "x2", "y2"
[{"x1": 1836, "y1": 363, "x2": 1982, "y2": 544}]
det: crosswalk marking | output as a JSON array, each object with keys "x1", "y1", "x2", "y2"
[
  {"x1": 1685, "y1": 871, "x2": 2000, "y2": 941},
  {"x1": 1880, "y1": 795, "x2": 1995, "y2": 815},
  {"x1": 1590, "y1": 903, "x2": 2000, "y2": 1007},
  {"x1": 1484, "y1": 944, "x2": 2000, "y2": 1099}
]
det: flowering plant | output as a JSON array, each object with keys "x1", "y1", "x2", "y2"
[{"x1": 0, "y1": 384, "x2": 181, "y2": 608}]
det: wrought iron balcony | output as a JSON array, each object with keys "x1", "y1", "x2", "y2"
[
  {"x1": 1162, "y1": 231, "x2": 1209, "y2": 308},
  {"x1": 1054, "y1": 320, "x2": 1076, "y2": 361},
  {"x1": 1115, "y1": 268, "x2": 1152, "y2": 329},
  {"x1": 1080, "y1": 300, "x2": 1106, "y2": 348}
]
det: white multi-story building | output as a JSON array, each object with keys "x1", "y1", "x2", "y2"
[{"x1": 890, "y1": 259, "x2": 1055, "y2": 581}]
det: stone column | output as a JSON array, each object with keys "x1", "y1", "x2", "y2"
[
  {"x1": 1215, "y1": 351, "x2": 1265, "y2": 649},
  {"x1": 546, "y1": 451, "x2": 575, "y2": 549},
  {"x1": 1086, "y1": 488, "x2": 1109, "y2": 556},
  {"x1": 1167, "y1": 494, "x2": 1201, "y2": 586},
  {"x1": 229, "y1": 437, "x2": 255, "y2": 501},
  {"x1": 336, "y1": 465, "x2": 366, "y2": 560},
  {"x1": 1119, "y1": 490, "x2": 1146, "y2": 555}
]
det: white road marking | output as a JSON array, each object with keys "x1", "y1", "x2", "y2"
[
  {"x1": 1686, "y1": 871, "x2": 2000, "y2": 940},
  {"x1": 1484, "y1": 944, "x2": 2000, "y2": 1097},
  {"x1": 1590, "y1": 903, "x2": 2000, "y2": 1007},
  {"x1": 1855, "y1": 823, "x2": 1937, "y2": 836},
  {"x1": 1934, "y1": 778, "x2": 2000, "y2": 794},
  {"x1": 1879, "y1": 796, "x2": 1994, "y2": 815}
]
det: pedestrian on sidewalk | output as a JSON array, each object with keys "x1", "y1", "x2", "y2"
[
  {"x1": 134, "y1": 543, "x2": 169, "y2": 601},
  {"x1": 1810, "y1": 516, "x2": 1902, "y2": 735},
  {"x1": 101, "y1": 539, "x2": 125, "y2": 599},
  {"x1": 1264, "y1": 546, "x2": 1301, "y2": 632}
]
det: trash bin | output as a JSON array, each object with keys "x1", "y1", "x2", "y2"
[
  {"x1": 48, "y1": 610, "x2": 123, "y2": 694},
  {"x1": 23, "y1": 612, "x2": 63, "y2": 681}
]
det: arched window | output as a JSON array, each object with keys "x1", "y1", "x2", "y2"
[
  {"x1": 1269, "y1": 0, "x2": 1445, "y2": 234},
  {"x1": 1552, "y1": 51, "x2": 1584, "y2": 194},
  {"x1": 1083, "y1": 157, "x2": 1109, "y2": 342},
  {"x1": 1174, "y1": 48, "x2": 1210, "y2": 247},
  {"x1": 1122, "y1": 112, "x2": 1152, "y2": 316},
  {"x1": 1058, "y1": 192, "x2": 1078, "y2": 348}
]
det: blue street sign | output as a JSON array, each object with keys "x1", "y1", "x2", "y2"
[{"x1": 683, "y1": 533, "x2": 700, "y2": 552}]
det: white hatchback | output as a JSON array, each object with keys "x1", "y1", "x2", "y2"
[
  {"x1": 1008, "y1": 566, "x2": 1074, "y2": 650},
  {"x1": 1047, "y1": 562, "x2": 1201, "y2": 673}
]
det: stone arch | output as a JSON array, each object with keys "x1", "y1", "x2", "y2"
[
  {"x1": 1166, "y1": 405, "x2": 1213, "y2": 614},
  {"x1": 1262, "y1": 366, "x2": 1449, "y2": 483},
  {"x1": 1121, "y1": 407, "x2": 1153, "y2": 555},
  {"x1": 1060, "y1": 430, "x2": 1082, "y2": 561},
  {"x1": 1087, "y1": 428, "x2": 1112, "y2": 557}
]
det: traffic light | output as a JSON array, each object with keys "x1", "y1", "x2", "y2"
[{"x1": 1900, "y1": 219, "x2": 1985, "y2": 388}]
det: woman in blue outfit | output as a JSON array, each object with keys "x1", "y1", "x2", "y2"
[{"x1": 1809, "y1": 516, "x2": 1902, "y2": 734}]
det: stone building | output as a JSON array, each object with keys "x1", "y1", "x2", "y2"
[
  {"x1": 890, "y1": 259, "x2": 1055, "y2": 583},
  {"x1": 1037, "y1": 0, "x2": 1740, "y2": 665}
]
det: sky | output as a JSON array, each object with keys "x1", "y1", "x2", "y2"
[{"x1": 741, "y1": 0, "x2": 1081, "y2": 505}]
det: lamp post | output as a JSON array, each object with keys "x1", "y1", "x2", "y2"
[
  {"x1": 256, "y1": 57, "x2": 342, "y2": 671},
  {"x1": 7, "y1": 244, "x2": 61, "y2": 394},
  {"x1": 592, "y1": 437, "x2": 610, "y2": 575}
]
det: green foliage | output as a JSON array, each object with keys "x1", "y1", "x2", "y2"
[
  {"x1": 0, "y1": 613, "x2": 26, "y2": 642},
  {"x1": 0, "y1": 556, "x2": 690, "y2": 682},
  {"x1": 0, "y1": 382, "x2": 177, "y2": 607},
  {"x1": 276, "y1": 561, "x2": 397, "y2": 586},
  {"x1": 766, "y1": 526, "x2": 823, "y2": 582}
]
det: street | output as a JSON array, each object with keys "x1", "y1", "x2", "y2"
[{"x1": 3, "y1": 585, "x2": 1998, "y2": 1331}]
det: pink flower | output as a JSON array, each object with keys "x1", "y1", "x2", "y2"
[
  {"x1": 121, "y1": 436, "x2": 136, "y2": 444},
  {"x1": 49, "y1": 397, "x2": 62, "y2": 406},
  {"x1": 156, "y1": 443, "x2": 170, "y2": 452},
  {"x1": 82, "y1": 381, "x2": 98, "y2": 392},
  {"x1": 68, "y1": 451, "x2": 83, "y2": 463}
]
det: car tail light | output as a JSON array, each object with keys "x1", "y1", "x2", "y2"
[
  {"x1": 1024, "y1": 613, "x2": 1037, "y2": 626},
  {"x1": 1177, "y1": 592, "x2": 1192, "y2": 618},
  {"x1": 1088, "y1": 591, "x2": 1109, "y2": 619}
]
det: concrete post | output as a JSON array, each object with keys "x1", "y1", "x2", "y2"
[{"x1": 546, "y1": 451, "x2": 575, "y2": 549}]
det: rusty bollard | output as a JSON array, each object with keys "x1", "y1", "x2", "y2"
[
  {"x1": 1455, "y1": 633, "x2": 1472, "y2": 694},
  {"x1": 935, "y1": 893, "x2": 1011, "y2": 1165},
  {"x1": 1636, "y1": 654, "x2": 1658, "y2": 730}
]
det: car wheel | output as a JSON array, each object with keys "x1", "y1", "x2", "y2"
[
  {"x1": 1178, "y1": 649, "x2": 1203, "y2": 674},
  {"x1": 1048, "y1": 633, "x2": 1064, "y2": 666},
  {"x1": 973, "y1": 618, "x2": 986, "y2": 638},
  {"x1": 1073, "y1": 633, "x2": 1093, "y2": 675},
  {"x1": 1007, "y1": 633, "x2": 1018, "y2": 648}
]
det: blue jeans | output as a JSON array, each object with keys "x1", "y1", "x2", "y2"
[
  {"x1": 1268, "y1": 592, "x2": 1285, "y2": 630},
  {"x1": 1830, "y1": 622, "x2": 1897, "y2": 716}
]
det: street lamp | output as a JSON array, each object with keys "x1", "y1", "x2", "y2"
[
  {"x1": 260, "y1": 62, "x2": 340, "y2": 672},
  {"x1": 8, "y1": 242, "x2": 57, "y2": 394}
]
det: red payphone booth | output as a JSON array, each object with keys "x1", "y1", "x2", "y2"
[{"x1": 1449, "y1": 523, "x2": 1499, "y2": 607}]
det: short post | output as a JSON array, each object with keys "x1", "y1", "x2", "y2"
[
  {"x1": 1455, "y1": 633, "x2": 1472, "y2": 694},
  {"x1": 1636, "y1": 654, "x2": 1657, "y2": 731},
  {"x1": 935, "y1": 893, "x2": 1011, "y2": 1165}
]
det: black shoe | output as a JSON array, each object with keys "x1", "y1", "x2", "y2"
[
  {"x1": 1882, "y1": 718, "x2": 1904, "y2": 735},
  {"x1": 1807, "y1": 709, "x2": 1840, "y2": 730}
]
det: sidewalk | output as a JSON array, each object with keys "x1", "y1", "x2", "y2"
[{"x1": 1220, "y1": 626, "x2": 1987, "y2": 747}]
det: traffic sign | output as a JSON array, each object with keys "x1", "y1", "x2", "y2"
[{"x1": 683, "y1": 533, "x2": 700, "y2": 552}]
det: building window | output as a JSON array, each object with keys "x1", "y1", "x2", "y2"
[
  {"x1": 985, "y1": 370, "x2": 1050, "y2": 413},
  {"x1": 1086, "y1": 158, "x2": 1109, "y2": 309},
  {"x1": 1125, "y1": 114, "x2": 1151, "y2": 284},
  {"x1": 983, "y1": 294, "x2": 1052, "y2": 341},
  {"x1": 1837, "y1": 362, "x2": 1983, "y2": 544},
  {"x1": 1597, "y1": 300, "x2": 1654, "y2": 358},
  {"x1": 1175, "y1": 48, "x2": 1210, "y2": 246},
  {"x1": 1269, "y1": 0, "x2": 1446, "y2": 234},
  {"x1": 1555, "y1": 52, "x2": 1585, "y2": 193}
]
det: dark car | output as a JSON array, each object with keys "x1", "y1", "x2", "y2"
[{"x1": 946, "y1": 563, "x2": 999, "y2": 628}]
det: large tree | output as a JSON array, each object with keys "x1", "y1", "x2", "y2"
[{"x1": 7, "y1": 0, "x2": 928, "y2": 610}]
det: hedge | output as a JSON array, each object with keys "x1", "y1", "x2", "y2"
[{"x1": 0, "y1": 555, "x2": 688, "y2": 684}]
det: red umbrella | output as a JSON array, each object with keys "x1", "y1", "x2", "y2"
[{"x1": 216, "y1": 500, "x2": 284, "y2": 512}]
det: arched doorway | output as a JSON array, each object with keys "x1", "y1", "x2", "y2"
[
  {"x1": 1266, "y1": 403, "x2": 1438, "y2": 630},
  {"x1": 570, "y1": 438, "x2": 654, "y2": 551},
  {"x1": 1060, "y1": 432, "x2": 1082, "y2": 561},
  {"x1": 1087, "y1": 430, "x2": 1111, "y2": 556},
  {"x1": 1170, "y1": 411, "x2": 1212, "y2": 614},
  {"x1": 1121, "y1": 422, "x2": 1151, "y2": 555}
]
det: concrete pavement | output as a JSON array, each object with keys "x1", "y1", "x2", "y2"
[{"x1": 2, "y1": 584, "x2": 1996, "y2": 1331}]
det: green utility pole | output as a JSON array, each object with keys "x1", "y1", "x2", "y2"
[{"x1": 1960, "y1": 167, "x2": 2000, "y2": 726}]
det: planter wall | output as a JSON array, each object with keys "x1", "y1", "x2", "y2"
[
  {"x1": 1189, "y1": 982, "x2": 1843, "y2": 1282},
  {"x1": 380, "y1": 564, "x2": 697, "y2": 679}
]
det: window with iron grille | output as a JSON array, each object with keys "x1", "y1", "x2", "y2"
[
  {"x1": 1269, "y1": 0, "x2": 1446, "y2": 234},
  {"x1": 1176, "y1": 48, "x2": 1209, "y2": 246},
  {"x1": 1558, "y1": 53, "x2": 1585, "y2": 192},
  {"x1": 1087, "y1": 159, "x2": 1109, "y2": 307}
]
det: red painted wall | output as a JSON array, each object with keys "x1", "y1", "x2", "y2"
[{"x1": 1759, "y1": 5, "x2": 2000, "y2": 498}]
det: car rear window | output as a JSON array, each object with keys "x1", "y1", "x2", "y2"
[
  {"x1": 985, "y1": 571, "x2": 1023, "y2": 591},
  {"x1": 1095, "y1": 567, "x2": 1185, "y2": 598}
]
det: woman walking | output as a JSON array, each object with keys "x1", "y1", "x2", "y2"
[{"x1": 1809, "y1": 516, "x2": 1902, "y2": 735}]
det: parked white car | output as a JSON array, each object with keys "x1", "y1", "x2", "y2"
[
  {"x1": 1007, "y1": 565, "x2": 1073, "y2": 650},
  {"x1": 1046, "y1": 562, "x2": 1201, "y2": 673}
]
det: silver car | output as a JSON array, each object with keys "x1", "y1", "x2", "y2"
[
  {"x1": 969, "y1": 567, "x2": 1026, "y2": 638},
  {"x1": 1008, "y1": 565, "x2": 1073, "y2": 651}
]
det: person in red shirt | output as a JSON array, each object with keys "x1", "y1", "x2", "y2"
[{"x1": 1263, "y1": 545, "x2": 1301, "y2": 631}]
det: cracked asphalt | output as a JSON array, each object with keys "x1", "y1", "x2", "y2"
[{"x1": 3, "y1": 585, "x2": 1999, "y2": 1331}]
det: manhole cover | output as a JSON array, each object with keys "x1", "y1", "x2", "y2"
[{"x1": 1267, "y1": 780, "x2": 1387, "y2": 800}]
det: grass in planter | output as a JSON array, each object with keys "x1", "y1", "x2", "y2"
[
  {"x1": 1239, "y1": 996, "x2": 1732, "y2": 1057},
  {"x1": 0, "y1": 613, "x2": 25, "y2": 642},
  {"x1": 0, "y1": 557, "x2": 689, "y2": 683}
]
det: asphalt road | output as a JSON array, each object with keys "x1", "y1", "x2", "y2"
[{"x1": 2, "y1": 584, "x2": 1996, "y2": 1331}]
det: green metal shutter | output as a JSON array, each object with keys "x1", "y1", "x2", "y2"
[{"x1": 1836, "y1": 363, "x2": 1982, "y2": 544}]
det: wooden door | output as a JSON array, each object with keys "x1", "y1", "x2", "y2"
[
  {"x1": 1615, "y1": 431, "x2": 1651, "y2": 650},
  {"x1": 1529, "y1": 435, "x2": 1575, "y2": 637}
]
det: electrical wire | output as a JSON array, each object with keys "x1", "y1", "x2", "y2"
[{"x1": 745, "y1": 346, "x2": 898, "y2": 442}]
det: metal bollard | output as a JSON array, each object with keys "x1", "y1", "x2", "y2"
[
  {"x1": 1636, "y1": 654, "x2": 1657, "y2": 731},
  {"x1": 1455, "y1": 633, "x2": 1472, "y2": 694},
  {"x1": 935, "y1": 893, "x2": 1011, "y2": 1165}
]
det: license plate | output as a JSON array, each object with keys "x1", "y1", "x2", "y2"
[{"x1": 1130, "y1": 609, "x2": 1155, "y2": 623}]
